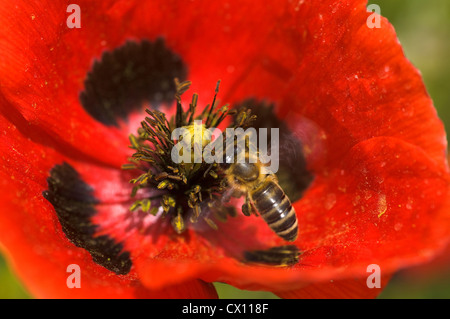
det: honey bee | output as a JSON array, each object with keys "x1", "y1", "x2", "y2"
[{"x1": 222, "y1": 143, "x2": 299, "y2": 242}]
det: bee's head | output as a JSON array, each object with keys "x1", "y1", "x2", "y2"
[
  {"x1": 222, "y1": 143, "x2": 246, "y2": 165},
  {"x1": 230, "y1": 162, "x2": 260, "y2": 183}
]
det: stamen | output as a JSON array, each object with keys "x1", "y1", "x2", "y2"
[{"x1": 124, "y1": 79, "x2": 255, "y2": 234}]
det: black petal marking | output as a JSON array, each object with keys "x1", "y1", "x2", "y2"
[
  {"x1": 80, "y1": 38, "x2": 187, "y2": 126},
  {"x1": 233, "y1": 99, "x2": 314, "y2": 202},
  {"x1": 244, "y1": 245, "x2": 300, "y2": 267},
  {"x1": 43, "y1": 163, "x2": 132, "y2": 275}
]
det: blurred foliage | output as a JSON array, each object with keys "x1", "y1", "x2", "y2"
[
  {"x1": 0, "y1": 254, "x2": 30, "y2": 298},
  {"x1": 1, "y1": 0, "x2": 449, "y2": 299}
]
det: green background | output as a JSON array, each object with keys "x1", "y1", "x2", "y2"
[{"x1": 1, "y1": 0, "x2": 450, "y2": 299}]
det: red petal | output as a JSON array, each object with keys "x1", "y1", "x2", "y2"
[
  {"x1": 1, "y1": 0, "x2": 449, "y2": 298},
  {"x1": 277, "y1": 1, "x2": 447, "y2": 170},
  {"x1": 127, "y1": 106, "x2": 450, "y2": 291},
  {"x1": 0, "y1": 110, "x2": 217, "y2": 298},
  {"x1": 1, "y1": 0, "x2": 446, "y2": 165}
]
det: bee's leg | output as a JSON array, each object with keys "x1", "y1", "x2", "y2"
[
  {"x1": 241, "y1": 194, "x2": 251, "y2": 216},
  {"x1": 250, "y1": 204, "x2": 258, "y2": 216},
  {"x1": 242, "y1": 194, "x2": 257, "y2": 216}
]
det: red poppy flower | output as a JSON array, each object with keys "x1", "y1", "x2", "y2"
[{"x1": 0, "y1": 0, "x2": 449, "y2": 299}]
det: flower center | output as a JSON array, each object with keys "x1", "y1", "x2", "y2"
[{"x1": 123, "y1": 79, "x2": 256, "y2": 234}]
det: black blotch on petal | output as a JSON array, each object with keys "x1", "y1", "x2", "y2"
[
  {"x1": 43, "y1": 163, "x2": 132, "y2": 275},
  {"x1": 243, "y1": 245, "x2": 300, "y2": 267},
  {"x1": 233, "y1": 99, "x2": 314, "y2": 202},
  {"x1": 80, "y1": 38, "x2": 187, "y2": 126}
]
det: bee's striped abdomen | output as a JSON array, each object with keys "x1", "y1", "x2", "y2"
[{"x1": 251, "y1": 178, "x2": 298, "y2": 241}]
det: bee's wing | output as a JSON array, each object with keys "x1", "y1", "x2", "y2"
[{"x1": 261, "y1": 117, "x2": 322, "y2": 201}]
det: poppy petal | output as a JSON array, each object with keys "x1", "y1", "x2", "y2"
[
  {"x1": 277, "y1": 1, "x2": 447, "y2": 170},
  {"x1": 0, "y1": 110, "x2": 217, "y2": 298},
  {"x1": 130, "y1": 136, "x2": 450, "y2": 292},
  {"x1": 0, "y1": 1, "x2": 187, "y2": 167},
  {"x1": 1, "y1": 0, "x2": 449, "y2": 298},
  {"x1": 0, "y1": 0, "x2": 297, "y2": 165}
]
